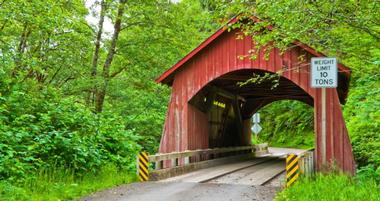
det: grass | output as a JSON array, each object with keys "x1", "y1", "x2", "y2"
[
  {"x1": 252, "y1": 133, "x2": 314, "y2": 150},
  {"x1": 0, "y1": 164, "x2": 136, "y2": 201},
  {"x1": 275, "y1": 174, "x2": 380, "y2": 201},
  {"x1": 268, "y1": 142, "x2": 313, "y2": 150}
]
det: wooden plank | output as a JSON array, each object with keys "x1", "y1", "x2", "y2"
[{"x1": 149, "y1": 146, "x2": 253, "y2": 162}]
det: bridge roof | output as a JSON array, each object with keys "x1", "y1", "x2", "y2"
[{"x1": 156, "y1": 16, "x2": 351, "y2": 86}]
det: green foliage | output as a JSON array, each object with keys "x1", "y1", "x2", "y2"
[
  {"x1": 256, "y1": 100, "x2": 314, "y2": 149},
  {"x1": 0, "y1": 0, "x2": 91, "y2": 87},
  {"x1": 275, "y1": 174, "x2": 380, "y2": 201},
  {"x1": 356, "y1": 165, "x2": 380, "y2": 184},
  {"x1": 238, "y1": 72, "x2": 280, "y2": 89},
  {"x1": 0, "y1": 164, "x2": 135, "y2": 201},
  {"x1": 103, "y1": 0, "x2": 216, "y2": 153},
  {"x1": 344, "y1": 73, "x2": 380, "y2": 168},
  {"x1": 214, "y1": 0, "x2": 380, "y2": 65},
  {"x1": 0, "y1": 0, "x2": 214, "y2": 179},
  {"x1": 0, "y1": 83, "x2": 140, "y2": 181},
  {"x1": 0, "y1": 0, "x2": 215, "y2": 199}
]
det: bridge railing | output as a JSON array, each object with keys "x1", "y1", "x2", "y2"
[
  {"x1": 298, "y1": 149, "x2": 315, "y2": 176},
  {"x1": 143, "y1": 144, "x2": 269, "y2": 180},
  {"x1": 149, "y1": 145, "x2": 256, "y2": 170}
]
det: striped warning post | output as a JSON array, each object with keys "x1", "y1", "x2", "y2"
[
  {"x1": 138, "y1": 152, "x2": 149, "y2": 181},
  {"x1": 286, "y1": 154, "x2": 299, "y2": 187}
]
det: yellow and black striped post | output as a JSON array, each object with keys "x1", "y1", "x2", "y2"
[
  {"x1": 286, "y1": 154, "x2": 299, "y2": 187},
  {"x1": 138, "y1": 152, "x2": 149, "y2": 182}
]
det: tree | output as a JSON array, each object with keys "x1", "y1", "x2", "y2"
[
  {"x1": 0, "y1": 0, "x2": 92, "y2": 89},
  {"x1": 94, "y1": 0, "x2": 126, "y2": 113},
  {"x1": 92, "y1": 0, "x2": 216, "y2": 151},
  {"x1": 88, "y1": 0, "x2": 107, "y2": 106},
  {"x1": 86, "y1": 0, "x2": 217, "y2": 113}
]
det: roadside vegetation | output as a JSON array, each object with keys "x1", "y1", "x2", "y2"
[
  {"x1": 255, "y1": 100, "x2": 314, "y2": 149},
  {"x1": 0, "y1": 0, "x2": 379, "y2": 200},
  {"x1": 275, "y1": 173, "x2": 380, "y2": 201},
  {"x1": 0, "y1": 164, "x2": 135, "y2": 201},
  {"x1": 0, "y1": 0, "x2": 214, "y2": 200}
]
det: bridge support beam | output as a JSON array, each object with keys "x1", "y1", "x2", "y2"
[{"x1": 314, "y1": 88, "x2": 355, "y2": 174}]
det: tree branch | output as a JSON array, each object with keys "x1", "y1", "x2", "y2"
[
  {"x1": 110, "y1": 66, "x2": 127, "y2": 78},
  {"x1": 120, "y1": 21, "x2": 146, "y2": 31}
]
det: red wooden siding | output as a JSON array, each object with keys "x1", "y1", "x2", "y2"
[{"x1": 157, "y1": 26, "x2": 355, "y2": 174}]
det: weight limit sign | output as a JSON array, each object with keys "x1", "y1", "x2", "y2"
[{"x1": 311, "y1": 57, "x2": 337, "y2": 88}]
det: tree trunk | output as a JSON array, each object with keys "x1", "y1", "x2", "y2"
[
  {"x1": 95, "y1": 0, "x2": 126, "y2": 113},
  {"x1": 12, "y1": 23, "x2": 31, "y2": 77},
  {"x1": 87, "y1": 0, "x2": 107, "y2": 107}
]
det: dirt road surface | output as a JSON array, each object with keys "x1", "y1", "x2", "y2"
[
  {"x1": 79, "y1": 182, "x2": 279, "y2": 201},
  {"x1": 79, "y1": 148, "x2": 306, "y2": 201},
  {"x1": 79, "y1": 160, "x2": 285, "y2": 201}
]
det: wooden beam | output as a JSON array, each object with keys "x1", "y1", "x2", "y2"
[
  {"x1": 210, "y1": 85, "x2": 246, "y2": 102},
  {"x1": 149, "y1": 146, "x2": 254, "y2": 162},
  {"x1": 232, "y1": 96, "x2": 244, "y2": 146}
]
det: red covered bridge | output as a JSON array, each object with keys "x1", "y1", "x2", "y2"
[{"x1": 156, "y1": 17, "x2": 355, "y2": 175}]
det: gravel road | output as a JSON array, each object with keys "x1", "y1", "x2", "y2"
[
  {"x1": 79, "y1": 181, "x2": 280, "y2": 201},
  {"x1": 79, "y1": 148, "x2": 303, "y2": 201}
]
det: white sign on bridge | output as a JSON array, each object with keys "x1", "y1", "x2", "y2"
[
  {"x1": 251, "y1": 113, "x2": 262, "y2": 135},
  {"x1": 252, "y1": 113, "x2": 260, "y2": 123},
  {"x1": 251, "y1": 123, "x2": 262, "y2": 135},
  {"x1": 311, "y1": 57, "x2": 337, "y2": 88}
]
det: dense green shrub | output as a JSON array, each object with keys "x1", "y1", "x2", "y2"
[
  {"x1": 344, "y1": 73, "x2": 380, "y2": 168},
  {"x1": 256, "y1": 100, "x2": 314, "y2": 149},
  {"x1": 275, "y1": 174, "x2": 380, "y2": 201},
  {"x1": 356, "y1": 165, "x2": 380, "y2": 184},
  {"x1": 0, "y1": 83, "x2": 141, "y2": 181},
  {"x1": 0, "y1": 164, "x2": 136, "y2": 201}
]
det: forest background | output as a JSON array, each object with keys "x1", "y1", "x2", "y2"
[{"x1": 0, "y1": 0, "x2": 379, "y2": 200}]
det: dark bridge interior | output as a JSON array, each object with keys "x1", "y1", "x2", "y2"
[{"x1": 189, "y1": 69, "x2": 314, "y2": 148}]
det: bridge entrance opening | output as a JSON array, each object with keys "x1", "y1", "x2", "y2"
[
  {"x1": 188, "y1": 69, "x2": 314, "y2": 150},
  {"x1": 254, "y1": 100, "x2": 314, "y2": 149}
]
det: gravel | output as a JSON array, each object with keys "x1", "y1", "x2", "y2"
[{"x1": 79, "y1": 181, "x2": 280, "y2": 201}]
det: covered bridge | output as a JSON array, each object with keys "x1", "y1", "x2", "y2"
[{"x1": 156, "y1": 17, "x2": 355, "y2": 174}]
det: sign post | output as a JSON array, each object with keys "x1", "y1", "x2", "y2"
[
  {"x1": 311, "y1": 57, "x2": 338, "y2": 165},
  {"x1": 251, "y1": 113, "x2": 262, "y2": 136}
]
